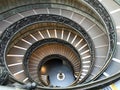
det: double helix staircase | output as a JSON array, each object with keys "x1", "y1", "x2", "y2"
[{"x1": 0, "y1": 0, "x2": 120, "y2": 90}]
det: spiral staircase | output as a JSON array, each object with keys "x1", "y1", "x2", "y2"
[{"x1": 0, "y1": 0, "x2": 120, "y2": 90}]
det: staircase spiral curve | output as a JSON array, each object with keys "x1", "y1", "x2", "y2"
[{"x1": 0, "y1": 0, "x2": 120, "y2": 90}]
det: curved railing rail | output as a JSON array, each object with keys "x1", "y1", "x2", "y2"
[
  {"x1": 84, "y1": 0, "x2": 117, "y2": 81},
  {"x1": 37, "y1": 72, "x2": 120, "y2": 90},
  {"x1": 0, "y1": 2, "x2": 102, "y2": 25},
  {"x1": 0, "y1": 65, "x2": 8, "y2": 85}
]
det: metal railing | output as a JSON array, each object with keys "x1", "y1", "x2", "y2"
[
  {"x1": 84, "y1": 0, "x2": 117, "y2": 81},
  {"x1": 0, "y1": 14, "x2": 95, "y2": 87}
]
